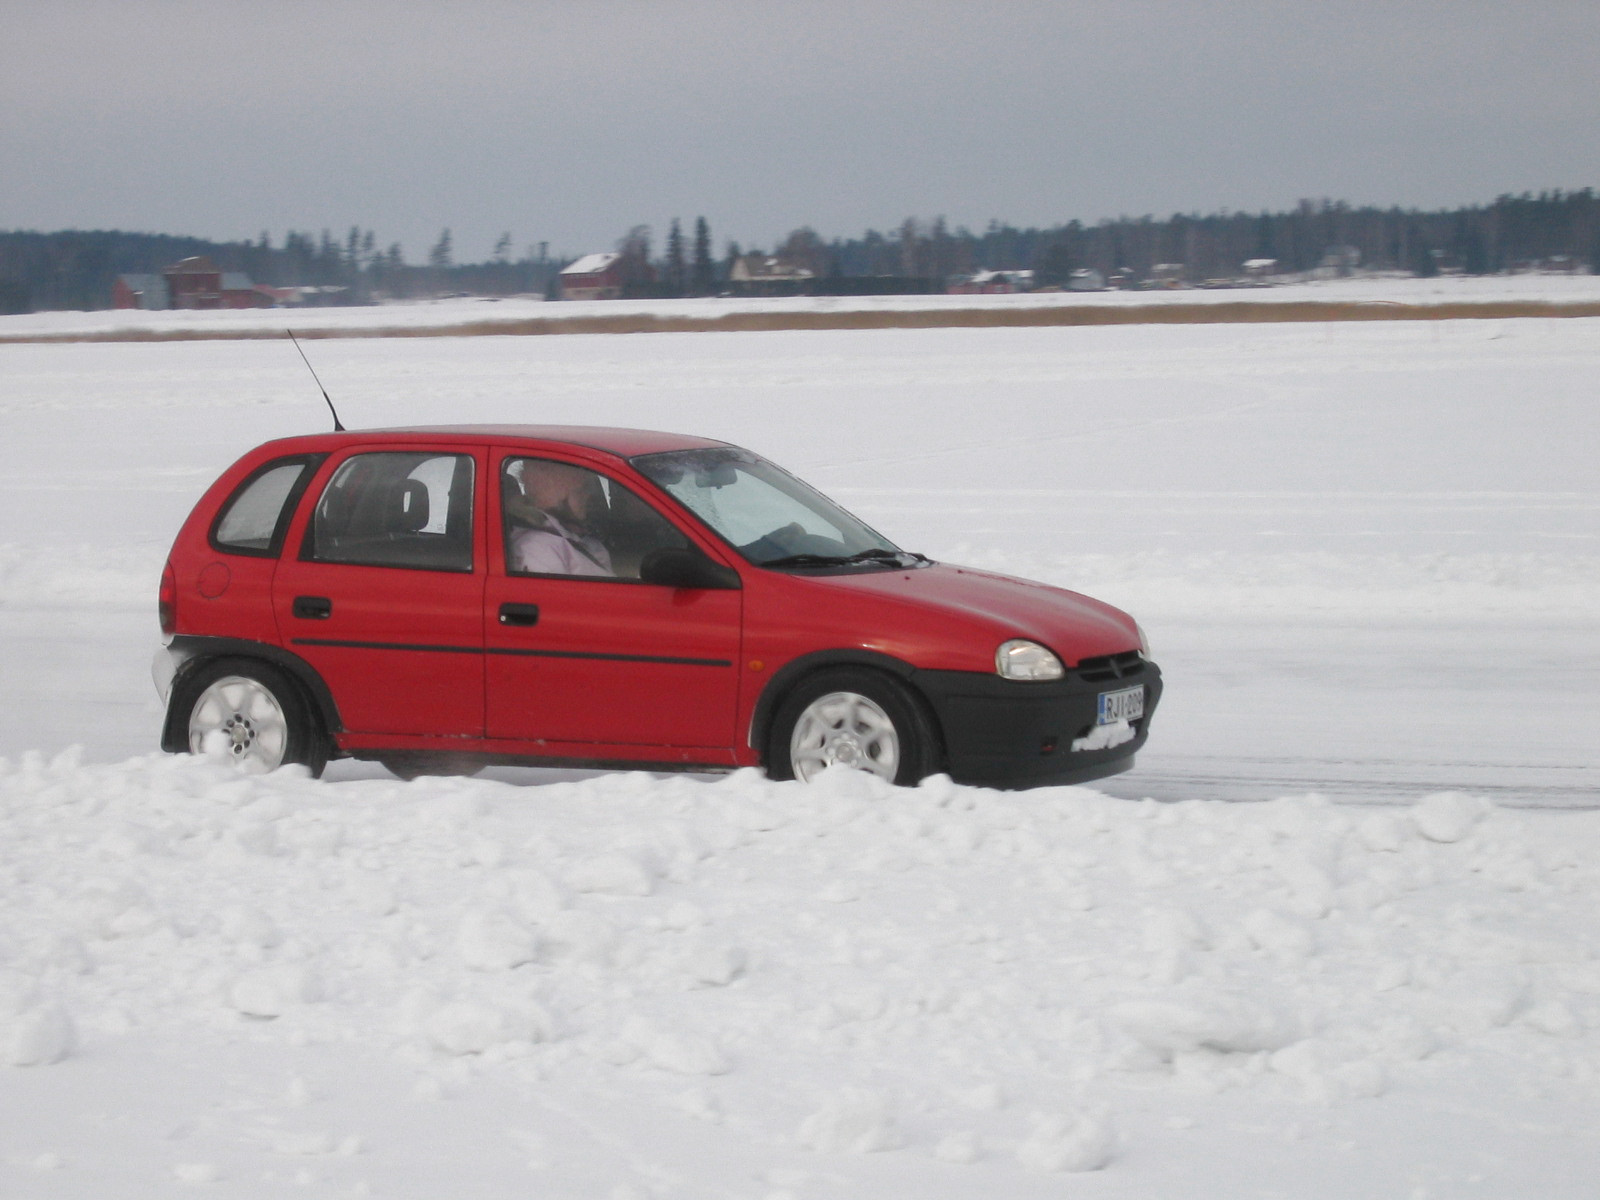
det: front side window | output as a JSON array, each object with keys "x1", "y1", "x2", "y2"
[
  {"x1": 307, "y1": 451, "x2": 475, "y2": 572},
  {"x1": 211, "y1": 456, "x2": 321, "y2": 556},
  {"x1": 631, "y1": 447, "x2": 904, "y2": 568},
  {"x1": 502, "y1": 457, "x2": 688, "y2": 580}
]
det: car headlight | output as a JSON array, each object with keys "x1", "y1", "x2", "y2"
[
  {"x1": 1136, "y1": 622, "x2": 1151, "y2": 659},
  {"x1": 996, "y1": 639, "x2": 1064, "y2": 681}
]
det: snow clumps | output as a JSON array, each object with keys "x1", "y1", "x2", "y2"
[
  {"x1": 797, "y1": 1088, "x2": 903, "y2": 1154},
  {"x1": 1016, "y1": 1109, "x2": 1117, "y2": 1173},
  {"x1": 1, "y1": 749, "x2": 1598, "y2": 1187},
  {"x1": 0, "y1": 970, "x2": 75, "y2": 1066}
]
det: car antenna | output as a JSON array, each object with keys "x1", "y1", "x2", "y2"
[{"x1": 286, "y1": 329, "x2": 345, "y2": 431}]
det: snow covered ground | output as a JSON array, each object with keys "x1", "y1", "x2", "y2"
[
  {"x1": 4, "y1": 270, "x2": 1600, "y2": 342},
  {"x1": 1, "y1": 297, "x2": 1597, "y2": 1196}
]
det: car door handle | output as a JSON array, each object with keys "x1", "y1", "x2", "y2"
[
  {"x1": 498, "y1": 602, "x2": 540, "y2": 627},
  {"x1": 292, "y1": 595, "x2": 332, "y2": 620}
]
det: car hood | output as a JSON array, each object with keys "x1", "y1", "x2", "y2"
[{"x1": 787, "y1": 561, "x2": 1140, "y2": 669}]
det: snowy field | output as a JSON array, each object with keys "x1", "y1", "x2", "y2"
[
  {"x1": 5, "y1": 270, "x2": 1600, "y2": 342},
  {"x1": 1, "y1": 299, "x2": 1598, "y2": 1196}
]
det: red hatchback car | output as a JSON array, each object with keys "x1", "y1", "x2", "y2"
[{"x1": 155, "y1": 426, "x2": 1161, "y2": 787}]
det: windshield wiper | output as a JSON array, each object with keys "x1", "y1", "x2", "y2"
[{"x1": 760, "y1": 548, "x2": 917, "y2": 569}]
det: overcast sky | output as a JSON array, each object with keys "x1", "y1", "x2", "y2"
[{"x1": 4, "y1": 0, "x2": 1599, "y2": 263}]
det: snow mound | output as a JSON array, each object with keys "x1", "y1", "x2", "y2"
[
  {"x1": 1, "y1": 752, "x2": 1597, "y2": 1190},
  {"x1": 1110, "y1": 989, "x2": 1302, "y2": 1057},
  {"x1": 1017, "y1": 1110, "x2": 1117, "y2": 1173},
  {"x1": 797, "y1": 1088, "x2": 903, "y2": 1153},
  {"x1": 0, "y1": 969, "x2": 76, "y2": 1066}
]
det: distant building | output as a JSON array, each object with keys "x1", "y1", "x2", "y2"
[
  {"x1": 1067, "y1": 268, "x2": 1105, "y2": 291},
  {"x1": 1313, "y1": 246, "x2": 1361, "y2": 279},
  {"x1": 1242, "y1": 258, "x2": 1279, "y2": 279},
  {"x1": 947, "y1": 268, "x2": 1033, "y2": 295},
  {"x1": 728, "y1": 255, "x2": 815, "y2": 297},
  {"x1": 165, "y1": 256, "x2": 273, "y2": 308},
  {"x1": 1144, "y1": 263, "x2": 1187, "y2": 288},
  {"x1": 559, "y1": 252, "x2": 628, "y2": 300},
  {"x1": 113, "y1": 256, "x2": 274, "y2": 309}
]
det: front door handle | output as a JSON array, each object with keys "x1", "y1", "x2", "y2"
[
  {"x1": 498, "y1": 602, "x2": 541, "y2": 627},
  {"x1": 292, "y1": 595, "x2": 332, "y2": 620}
]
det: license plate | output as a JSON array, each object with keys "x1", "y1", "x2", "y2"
[{"x1": 1097, "y1": 685, "x2": 1144, "y2": 724}]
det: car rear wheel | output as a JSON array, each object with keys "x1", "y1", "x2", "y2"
[
  {"x1": 768, "y1": 667, "x2": 939, "y2": 786},
  {"x1": 181, "y1": 659, "x2": 327, "y2": 776}
]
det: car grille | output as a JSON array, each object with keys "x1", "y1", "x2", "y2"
[{"x1": 1073, "y1": 650, "x2": 1146, "y2": 682}]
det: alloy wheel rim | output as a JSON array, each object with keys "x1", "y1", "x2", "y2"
[
  {"x1": 188, "y1": 676, "x2": 289, "y2": 772},
  {"x1": 789, "y1": 691, "x2": 899, "y2": 782}
]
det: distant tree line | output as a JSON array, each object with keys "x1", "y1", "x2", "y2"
[
  {"x1": 0, "y1": 226, "x2": 562, "y2": 314},
  {"x1": 775, "y1": 190, "x2": 1600, "y2": 289},
  {"x1": 589, "y1": 190, "x2": 1600, "y2": 299},
  {"x1": 2, "y1": 189, "x2": 1597, "y2": 314}
]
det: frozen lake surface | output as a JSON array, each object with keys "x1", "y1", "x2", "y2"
[{"x1": 1, "y1": 299, "x2": 1596, "y2": 1197}]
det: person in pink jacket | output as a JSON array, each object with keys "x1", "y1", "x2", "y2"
[{"x1": 506, "y1": 460, "x2": 614, "y2": 577}]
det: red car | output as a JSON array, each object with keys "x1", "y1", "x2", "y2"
[{"x1": 155, "y1": 426, "x2": 1161, "y2": 787}]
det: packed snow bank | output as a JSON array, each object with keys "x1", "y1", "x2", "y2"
[{"x1": 3, "y1": 749, "x2": 1597, "y2": 1195}]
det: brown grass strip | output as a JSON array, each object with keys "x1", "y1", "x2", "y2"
[{"x1": 5, "y1": 299, "x2": 1600, "y2": 344}]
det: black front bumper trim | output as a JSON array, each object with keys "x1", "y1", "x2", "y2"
[{"x1": 912, "y1": 661, "x2": 1163, "y2": 790}]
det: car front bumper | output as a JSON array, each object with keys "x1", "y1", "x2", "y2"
[{"x1": 912, "y1": 660, "x2": 1163, "y2": 789}]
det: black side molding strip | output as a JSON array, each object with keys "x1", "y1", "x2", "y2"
[
  {"x1": 490, "y1": 646, "x2": 732, "y2": 667},
  {"x1": 293, "y1": 637, "x2": 479, "y2": 654},
  {"x1": 289, "y1": 637, "x2": 730, "y2": 668}
]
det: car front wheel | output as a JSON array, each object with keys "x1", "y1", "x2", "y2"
[
  {"x1": 768, "y1": 667, "x2": 939, "y2": 785},
  {"x1": 180, "y1": 659, "x2": 327, "y2": 776}
]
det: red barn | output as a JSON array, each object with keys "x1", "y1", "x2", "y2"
[
  {"x1": 167, "y1": 256, "x2": 274, "y2": 308},
  {"x1": 112, "y1": 256, "x2": 272, "y2": 309},
  {"x1": 559, "y1": 252, "x2": 631, "y2": 300}
]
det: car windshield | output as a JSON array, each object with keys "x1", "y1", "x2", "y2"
[{"x1": 630, "y1": 447, "x2": 915, "y2": 569}]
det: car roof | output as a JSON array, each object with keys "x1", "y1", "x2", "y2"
[{"x1": 248, "y1": 425, "x2": 734, "y2": 459}]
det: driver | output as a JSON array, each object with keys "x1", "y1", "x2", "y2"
[{"x1": 505, "y1": 460, "x2": 614, "y2": 577}]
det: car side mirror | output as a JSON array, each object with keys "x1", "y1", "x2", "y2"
[{"x1": 638, "y1": 547, "x2": 741, "y2": 590}]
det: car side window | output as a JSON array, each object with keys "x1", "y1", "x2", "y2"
[
  {"x1": 306, "y1": 451, "x2": 475, "y2": 572},
  {"x1": 211, "y1": 455, "x2": 322, "y2": 556},
  {"x1": 502, "y1": 457, "x2": 688, "y2": 580}
]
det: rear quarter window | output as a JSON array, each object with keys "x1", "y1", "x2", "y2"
[{"x1": 210, "y1": 456, "x2": 322, "y2": 556}]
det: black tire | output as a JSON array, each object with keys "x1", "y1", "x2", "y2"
[
  {"x1": 767, "y1": 667, "x2": 940, "y2": 786},
  {"x1": 377, "y1": 754, "x2": 485, "y2": 781},
  {"x1": 174, "y1": 657, "x2": 328, "y2": 777}
]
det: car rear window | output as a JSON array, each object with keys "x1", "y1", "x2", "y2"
[
  {"x1": 211, "y1": 456, "x2": 322, "y2": 556},
  {"x1": 305, "y1": 451, "x2": 476, "y2": 572}
]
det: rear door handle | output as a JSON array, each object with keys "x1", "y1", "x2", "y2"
[
  {"x1": 292, "y1": 595, "x2": 332, "y2": 620},
  {"x1": 498, "y1": 603, "x2": 540, "y2": 627}
]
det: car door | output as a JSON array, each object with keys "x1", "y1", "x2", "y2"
[
  {"x1": 484, "y1": 451, "x2": 742, "y2": 752},
  {"x1": 272, "y1": 444, "x2": 487, "y2": 737}
]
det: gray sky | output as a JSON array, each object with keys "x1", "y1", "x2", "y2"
[{"x1": 5, "y1": 0, "x2": 1599, "y2": 263}]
